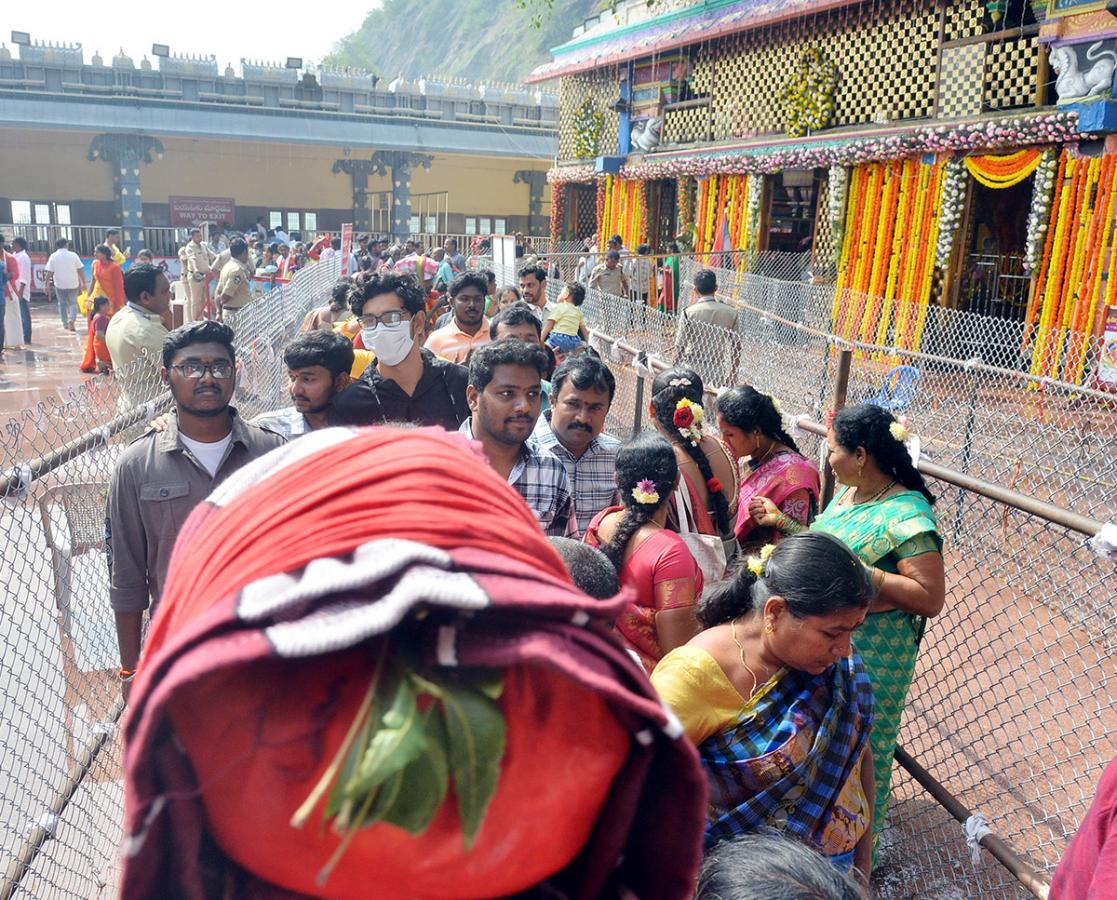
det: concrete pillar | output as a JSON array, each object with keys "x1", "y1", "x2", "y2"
[
  {"x1": 331, "y1": 157, "x2": 376, "y2": 232},
  {"x1": 87, "y1": 134, "x2": 164, "y2": 251},
  {"x1": 371, "y1": 151, "x2": 433, "y2": 242},
  {"x1": 514, "y1": 170, "x2": 548, "y2": 237}
]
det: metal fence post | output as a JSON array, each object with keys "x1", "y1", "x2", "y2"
[{"x1": 820, "y1": 347, "x2": 852, "y2": 508}]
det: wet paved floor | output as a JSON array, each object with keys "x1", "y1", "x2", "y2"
[{"x1": 0, "y1": 301, "x2": 94, "y2": 419}]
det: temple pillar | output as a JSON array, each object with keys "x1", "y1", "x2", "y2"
[
  {"x1": 514, "y1": 170, "x2": 548, "y2": 237},
  {"x1": 331, "y1": 157, "x2": 376, "y2": 232},
  {"x1": 371, "y1": 151, "x2": 433, "y2": 241},
  {"x1": 87, "y1": 134, "x2": 164, "y2": 250}
]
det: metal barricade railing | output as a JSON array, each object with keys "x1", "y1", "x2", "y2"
[
  {"x1": 489, "y1": 254, "x2": 1112, "y2": 900},
  {"x1": 2, "y1": 250, "x2": 1111, "y2": 899},
  {"x1": 0, "y1": 256, "x2": 339, "y2": 899}
]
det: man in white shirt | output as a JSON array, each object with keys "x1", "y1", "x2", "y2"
[
  {"x1": 44, "y1": 237, "x2": 87, "y2": 332},
  {"x1": 10, "y1": 238, "x2": 32, "y2": 344}
]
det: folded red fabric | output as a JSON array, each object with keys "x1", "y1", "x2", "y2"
[{"x1": 122, "y1": 426, "x2": 706, "y2": 899}]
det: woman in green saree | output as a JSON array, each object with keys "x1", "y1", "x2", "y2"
[{"x1": 752, "y1": 404, "x2": 945, "y2": 849}]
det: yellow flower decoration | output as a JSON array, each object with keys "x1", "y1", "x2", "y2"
[
  {"x1": 631, "y1": 479, "x2": 660, "y2": 505},
  {"x1": 746, "y1": 545, "x2": 776, "y2": 578},
  {"x1": 673, "y1": 397, "x2": 705, "y2": 446},
  {"x1": 765, "y1": 392, "x2": 783, "y2": 415},
  {"x1": 889, "y1": 421, "x2": 910, "y2": 443}
]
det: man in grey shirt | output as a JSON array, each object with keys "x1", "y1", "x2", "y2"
[
  {"x1": 675, "y1": 268, "x2": 740, "y2": 387},
  {"x1": 106, "y1": 320, "x2": 285, "y2": 699}
]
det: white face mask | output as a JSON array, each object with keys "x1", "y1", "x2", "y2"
[{"x1": 362, "y1": 320, "x2": 414, "y2": 367}]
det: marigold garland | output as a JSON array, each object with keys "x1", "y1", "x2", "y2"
[
  {"x1": 836, "y1": 156, "x2": 948, "y2": 351},
  {"x1": 963, "y1": 149, "x2": 1043, "y2": 189},
  {"x1": 1025, "y1": 151, "x2": 1117, "y2": 384},
  {"x1": 549, "y1": 183, "x2": 565, "y2": 241}
]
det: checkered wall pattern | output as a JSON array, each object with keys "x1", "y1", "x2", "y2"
[
  {"x1": 984, "y1": 36, "x2": 1040, "y2": 111},
  {"x1": 814, "y1": 175, "x2": 838, "y2": 280},
  {"x1": 679, "y1": 0, "x2": 941, "y2": 142},
  {"x1": 938, "y1": 43, "x2": 986, "y2": 119},
  {"x1": 559, "y1": 67, "x2": 621, "y2": 160},
  {"x1": 944, "y1": 0, "x2": 986, "y2": 43}
]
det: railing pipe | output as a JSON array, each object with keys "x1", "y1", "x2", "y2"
[{"x1": 894, "y1": 747, "x2": 1052, "y2": 900}]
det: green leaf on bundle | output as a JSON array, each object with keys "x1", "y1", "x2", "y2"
[
  {"x1": 344, "y1": 669, "x2": 428, "y2": 801},
  {"x1": 367, "y1": 708, "x2": 450, "y2": 835},
  {"x1": 439, "y1": 678, "x2": 506, "y2": 847}
]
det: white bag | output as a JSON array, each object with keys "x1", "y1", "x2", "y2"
[{"x1": 674, "y1": 484, "x2": 731, "y2": 596}]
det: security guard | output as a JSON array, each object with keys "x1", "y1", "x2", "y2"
[
  {"x1": 214, "y1": 237, "x2": 254, "y2": 316},
  {"x1": 182, "y1": 227, "x2": 216, "y2": 320}
]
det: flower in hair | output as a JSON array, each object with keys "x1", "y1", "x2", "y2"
[
  {"x1": 889, "y1": 421, "x2": 911, "y2": 443},
  {"x1": 669, "y1": 378, "x2": 692, "y2": 387},
  {"x1": 631, "y1": 479, "x2": 660, "y2": 505},
  {"x1": 707, "y1": 477, "x2": 722, "y2": 494},
  {"x1": 766, "y1": 392, "x2": 783, "y2": 415},
  {"x1": 745, "y1": 545, "x2": 776, "y2": 578},
  {"x1": 673, "y1": 398, "x2": 704, "y2": 445}
]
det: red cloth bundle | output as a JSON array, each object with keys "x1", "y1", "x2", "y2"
[{"x1": 122, "y1": 427, "x2": 706, "y2": 899}]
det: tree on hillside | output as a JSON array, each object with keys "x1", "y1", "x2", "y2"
[{"x1": 325, "y1": 0, "x2": 602, "y2": 84}]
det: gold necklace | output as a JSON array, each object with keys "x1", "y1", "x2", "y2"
[{"x1": 730, "y1": 618, "x2": 763, "y2": 700}]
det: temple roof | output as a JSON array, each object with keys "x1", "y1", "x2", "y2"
[{"x1": 526, "y1": 0, "x2": 864, "y2": 82}]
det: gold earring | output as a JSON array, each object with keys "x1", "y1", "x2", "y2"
[{"x1": 764, "y1": 620, "x2": 774, "y2": 634}]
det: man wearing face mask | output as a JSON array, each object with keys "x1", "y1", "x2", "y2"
[{"x1": 329, "y1": 272, "x2": 469, "y2": 430}]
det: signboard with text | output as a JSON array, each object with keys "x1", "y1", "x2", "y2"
[
  {"x1": 340, "y1": 223, "x2": 353, "y2": 276},
  {"x1": 1097, "y1": 305, "x2": 1117, "y2": 389},
  {"x1": 1050, "y1": 0, "x2": 1109, "y2": 17},
  {"x1": 169, "y1": 197, "x2": 236, "y2": 227}
]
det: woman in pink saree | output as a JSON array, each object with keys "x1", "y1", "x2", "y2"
[{"x1": 716, "y1": 386, "x2": 820, "y2": 555}]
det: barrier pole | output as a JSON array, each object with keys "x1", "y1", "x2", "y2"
[
  {"x1": 894, "y1": 747, "x2": 1052, "y2": 900},
  {"x1": 820, "y1": 347, "x2": 852, "y2": 508},
  {"x1": 0, "y1": 702, "x2": 124, "y2": 900}
]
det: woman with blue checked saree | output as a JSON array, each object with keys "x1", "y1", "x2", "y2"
[{"x1": 652, "y1": 532, "x2": 876, "y2": 883}]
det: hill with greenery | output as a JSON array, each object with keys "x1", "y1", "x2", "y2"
[{"x1": 325, "y1": 0, "x2": 601, "y2": 85}]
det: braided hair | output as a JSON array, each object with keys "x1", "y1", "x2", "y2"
[
  {"x1": 650, "y1": 368, "x2": 733, "y2": 537},
  {"x1": 832, "y1": 404, "x2": 935, "y2": 505},
  {"x1": 697, "y1": 531, "x2": 873, "y2": 629},
  {"x1": 716, "y1": 386, "x2": 802, "y2": 455},
  {"x1": 601, "y1": 431, "x2": 678, "y2": 572}
]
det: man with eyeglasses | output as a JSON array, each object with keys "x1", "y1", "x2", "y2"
[
  {"x1": 329, "y1": 271, "x2": 469, "y2": 430},
  {"x1": 106, "y1": 320, "x2": 285, "y2": 701}
]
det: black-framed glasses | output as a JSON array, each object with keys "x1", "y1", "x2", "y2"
[
  {"x1": 170, "y1": 361, "x2": 235, "y2": 380},
  {"x1": 358, "y1": 310, "x2": 410, "y2": 329}
]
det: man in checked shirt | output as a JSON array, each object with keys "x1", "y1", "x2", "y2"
[
  {"x1": 461, "y1": 339, "x2": 578, "y2": 539},
  {"x1": 533, "y1": 354, "x2": 621, "y2": 536}
]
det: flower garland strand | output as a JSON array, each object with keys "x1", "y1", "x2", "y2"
[
  {"x1": 963, "y1": 149, "x2": 1043, "y2": 189},
  {"x1": 548, "y1": 111, "x2": 1084, "y2": 185},
  {"x1": 549, "y1": 182, "x2": 565, "y2": 241},
  {"x1": 1024, "y1": 149, "x2": 1058, "y2": 273},
  {"x1": 935, "y1": 156, "x2": 966, "y2": 269},
  {"x1": 828, "y1": 164, "x2": 849, "y2": 268}
]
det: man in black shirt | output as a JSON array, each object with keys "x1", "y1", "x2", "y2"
[{"x1": 329, "y1": 272, "x2": 469, "y2": 430}]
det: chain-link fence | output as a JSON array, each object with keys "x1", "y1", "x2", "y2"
[
  {"x1": 3, "y1": 248, "x2": 1112, "y2": 899},
  {"x1": 489, "y1": 254, "x2": 1115, "y2": 900},
  {"x1": 0, "y1": 256, "x2": 340, "y2": 899}
]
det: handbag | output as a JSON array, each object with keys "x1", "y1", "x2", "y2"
[{"x1": 673, "y1": 483, "x2": 731, "y2": 597}]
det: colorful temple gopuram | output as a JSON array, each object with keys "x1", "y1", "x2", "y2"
[{"x1": 530, "y1": 0, "x2": 1117, "y2": 384}]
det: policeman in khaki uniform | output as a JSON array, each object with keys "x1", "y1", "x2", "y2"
[
  {"x1": 214, "y1": 238, "x2": 255, "y2": 317},
  {"x1": 182, "y1": 227, "x2": 217, "y2": 321}
]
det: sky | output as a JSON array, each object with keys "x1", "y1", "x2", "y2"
[{"x1": 7, "y1": 1, "x2": 378, "y2": 72}]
